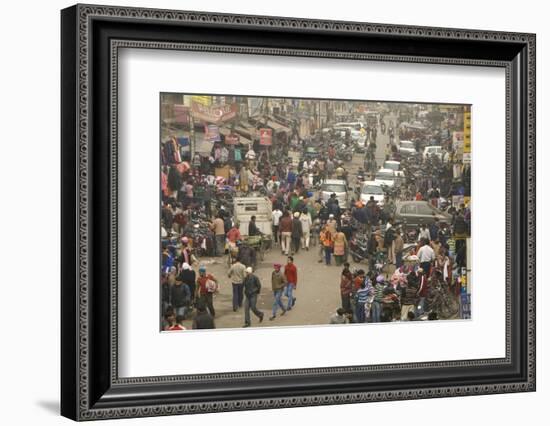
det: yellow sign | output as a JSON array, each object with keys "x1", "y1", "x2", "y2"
[
  {"x1": 191, "y1": 96, "x2": 212, "y2": 106},
  {"x1": 463, "y1": 111, "x2": 471, "y2": 154}
]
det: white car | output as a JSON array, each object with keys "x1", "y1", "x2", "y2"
[
  {"x1": 383, "y1": 160, "x2": 405, "y2": 180},
  {"x1": 423, "y1": 145, "x2": 443, "y2": 159},
  {"x1": 320, "y1": 179, "x2": 349, "y2": 206},
  {"x1": 399, "y1": 140, "x2": 416, "y2": 157},
  {"x1": 383, "y1": 160, "x2": 400, "y2": 172},
  {"x1": 360, "y1": 181, "x2": 385, "y2": 205},
  {"x1": 374, "y1": 168, "x2": 396, "y2": 188}
]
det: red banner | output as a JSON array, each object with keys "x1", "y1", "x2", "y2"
[
  {"x1": 259, "y1": 128, "x2": 272, "y2": 146},
  {"x1": 191, "y1": 101, "x2": 238, "y2": 124}
]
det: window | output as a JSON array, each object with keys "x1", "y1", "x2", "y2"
[
  {"x1": 362, "y1": 185, "x2": 384, "y2": 195},
  {"x1": 322, "y1": 184, "x2": 346, "y2": 193},
  {"x1": 400, "y1": 204, "x2": 417, "y2": 215},
  {"x1": 417, "y1": 203, "x2": 434, "y2": 215}
]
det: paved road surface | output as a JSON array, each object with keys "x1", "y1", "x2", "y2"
[{"x1": 180, "y1": 244, "x2": 352, "y2": 330}]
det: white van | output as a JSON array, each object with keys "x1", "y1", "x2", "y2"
[{"x1": 233, "y1": 197, "x2": 273, "y2": 236}]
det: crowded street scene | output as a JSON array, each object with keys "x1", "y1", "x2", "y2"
[{"x1": 160, "y1": 94, "x2": 472, "y2": 331}]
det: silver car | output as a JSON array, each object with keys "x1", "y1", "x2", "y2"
[
  {"x1": 399, "y1": 140, "x2": 416, "y2": 157},
  {"x1": 393, "y1": 201, "x2": 452, "y2": 230},
  {"x1": 320, "y1": 179, "x2": 349, "y2": 206}
]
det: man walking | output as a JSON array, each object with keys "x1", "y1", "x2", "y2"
[
  {"x1": 272, "y1": 205, "x2": 283, "y2": 244},
  {"x1": 209, "y1": 214, "x2": 226, "y2": 256},
  {"x1": 227, "y1": 258, "x2": 246, "y2": 311},
  {"x1": 418, "y1": 223, "x2": 430, "y2": 242},
  {"x1": 299, "y1": 209, "x2": 312, "y2": 250},
  {"x1": 279, "y1": 211, "x2": 293, "y2": 255},
  {"x1": 354, "y1": 270, "x2": 370, "y2": 323},
  {"x1": 394, "y1": 229, "x2": 404, "y2": 268},
  {"x1": 270, "y1": 263, "x2": 287, "y2": 320},
  {"x1": 191, "y1": 302, "x2": 216, "y2": 329},
  {"x1": 177, "y1": 262, "x2": 196, "y2": 306},
  {"x1": 284, "y1": 256, "x2": 298, "y2": 310},
  {"x1": 320, "y1": 224, "x2": 334, "y2": 265},
  {"x1": 196, "y1": 265, "x2": 218, "y2": 317},
  {"x1": 417, "y1": 238, "x2": 436, "y2": 276},
  {"x1": 340, "y1": 262, "x2": 353, "y2": 311},
  {"x1": 371, "y1": 275, "x2": 385, "y2": 323},
  {"x1": 242, "y1": 267, "x2": 264, "y2": 327},
  {"x1": 291, "y1": 212, "x2": 303, "y2": 254}
]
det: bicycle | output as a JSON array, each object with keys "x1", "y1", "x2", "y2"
[{"x1": 427, "y1": 281, "x2": 459, "y2": 319}]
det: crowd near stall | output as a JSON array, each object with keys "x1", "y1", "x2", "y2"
[{"x1": 160, "y1": 95, "x2": 472, "y2": 330}]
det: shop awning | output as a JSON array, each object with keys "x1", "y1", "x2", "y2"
[
  {"x1": 219, "y1": 127, "x2": 252, "y2": 145},
  {"x1": 265, "y1": 118, "x2": 291, "y2": 134},
  {"x1": 233, "y1": 123, "x2": 258, "y2": 141}
]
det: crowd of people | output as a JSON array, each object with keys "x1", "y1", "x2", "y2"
[
  {"x1": 160, "y1": 103, "x2": 470, "y2": 330},
  {"x1": 162, "y1": 256, "x2": 299, "y2": 329}
]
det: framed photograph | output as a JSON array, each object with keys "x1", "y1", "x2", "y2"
[{"x1": 61, "y1": 4, "x2": 536, "y2": 421}]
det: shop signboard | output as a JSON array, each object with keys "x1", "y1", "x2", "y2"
[
  {"x1": 173, "y1": 104, "x2": 190, "y2": 125},
  {"x1": 204, "y1": 124, "x2": 221, "y2": 142},
  {"x1": 192, "y1": 101, "x2": 238, "y2": 124},
  {"x1": 460, "y1": 294, "x2": 471, "y2": 319},
  {"x1": 259, "y1": 128, "x2": 272, "y2": 146},
  {"x1": 463, "y1": 109, "x2": 471, "y2": 153},
  {"x1": 191, "y1": 95, "x2": 212, "y2": 106}
]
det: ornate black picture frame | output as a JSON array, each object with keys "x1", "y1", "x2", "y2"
[{"x1": 61, "y1": 4, "x2": 536, "y2": 421}]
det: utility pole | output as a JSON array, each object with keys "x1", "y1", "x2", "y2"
[{"x1": 189, "y1": 114, "x2": 196, "y2": 160}]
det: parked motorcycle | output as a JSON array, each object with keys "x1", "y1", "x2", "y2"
[
  {"x1": 349, "y1": 234, "x2": 369, "y2": 263},
  {"x1": 427, "y1": 281, "x2": 459, "y2": 319}
]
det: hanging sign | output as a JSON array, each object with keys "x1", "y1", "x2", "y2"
[
  {"x1": 192, "y1": 101, "x2": 238, "y2": 124},
  {"x1": 259, "y1": 128, "x2": 272, "y2": 146}
]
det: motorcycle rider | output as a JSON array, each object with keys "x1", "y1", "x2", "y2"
[{"x1": 335, "y1": 162, "x2": 346, "y2": 181}]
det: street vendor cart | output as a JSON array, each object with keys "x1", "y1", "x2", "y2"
[{"x1": 228, "y1": 197, "x2": 274, "y2": 267}]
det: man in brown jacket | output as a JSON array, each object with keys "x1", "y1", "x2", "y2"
[
  {"x1": 270, "y1": 263, "x2": 287, "y2": 320},
  {"x1": 278, "y1": 211, "x2": 293, "y2": 256},
  {"x1": 394, "y1": 230, "x2": 405, "y2": 267}
]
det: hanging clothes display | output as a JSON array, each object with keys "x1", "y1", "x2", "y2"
[
  {"x1": 161, "y1": 170, "x2": 169, "y2": 197},
  {"x1": 167, "y1": 166, "x2": 183, "y2": 193}
]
